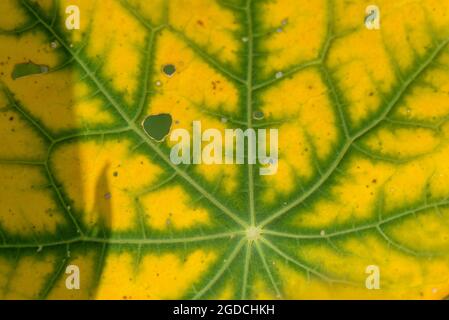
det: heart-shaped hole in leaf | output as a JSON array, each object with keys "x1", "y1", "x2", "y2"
[{"x1": 142, "y1": 114, "x2": 173, "y2": 142}]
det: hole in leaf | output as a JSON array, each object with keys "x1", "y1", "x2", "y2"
[
  {"x1": 142, "y1": 113, "x2": 173, "y2": 142},
  {"x1": 253, "y1": 110, "x2": 264, "y2": 120},
  {"x1": 162, "y1": 64, "x2": 176, "y2": 77},
  {"x1": 11, "y1": 61, "x2": 49, "y2": 80}
]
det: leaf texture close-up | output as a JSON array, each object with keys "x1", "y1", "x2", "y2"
[{"x1": 1, "y1": 0, "x2": 449, "y2": 300}]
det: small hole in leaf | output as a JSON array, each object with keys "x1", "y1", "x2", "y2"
[
  {"x1": 253, "y1": 110, "x2": 264, "y2": 120},
  {"x1": 142, "y1": 114, "x2": 173, "y2": 142},
  {"x1": 162, "y1": 64, "x2": 176, "y2": 77},
  {"x1": 11, "y1": 61, "x2": 49, "y2": 80}
]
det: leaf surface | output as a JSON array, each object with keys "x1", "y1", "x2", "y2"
[{"x1": 1, "y1": 0, "x2": 449, "y2": 299}]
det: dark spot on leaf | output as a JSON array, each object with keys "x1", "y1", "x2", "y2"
[
  {"x1": 11, "y1": 61, "x2": 49, "y2": 80},
  {"x1": 162, "y1": 64, "x2": 176, "y2": 77},
  {"x1": 253, "y1": 110, "x2": 264, "y2": 120},
  {"x1": 142, "y1": 113, "x2": 173, "y2": 142}
]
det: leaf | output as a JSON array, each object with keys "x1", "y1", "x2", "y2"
[{"x1": 1, "y1": 0, "x2": 449, "y2": 300}]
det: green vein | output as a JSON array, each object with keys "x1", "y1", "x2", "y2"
[
  {"x1": 193, "y1": 239, "x2": 245, "y2": 299},
  {"x1": 119, "y1": 0, "x2": 164, "y2": 31},
  {"x1": 2, "y1": 249, "x2": 21, "y2": 297},
  {"x1": 2, "y1": 86, "x2": 54, "y2": 142},
  {"x1": 92, "y1": 242, "x2": 107, "y2": 296},
  {"x1": 352, "y1": 142, "x2": 415, "y2": 164},
  {"x1": 0, "y1": 21, "x2": 39, "y2": 35},
  {"x1": 240, "y1": 242, "x2": 251, "y2": 299},
  {"x1": 245, "y1": 0, "x2": 256, "y2": 226},
  {"x1": 261, "y1": 237, "x2": 355, "y2": 286},
  {"x1": 39, "y1": 255, "x2": 68, "y2": 299},
  {"x1": 321, "y1": 65, "x2": 350, "y2": 139},
  {"x1": 252, "y1": 59, "x2": 321, "y2": 91},
  {"x1": 263, "y1": 198, "x2": 449, "y2": 240},
  {"x1": 384, "y1": 117, "x2": 448, "y2": 131},
  {"x1": 44, "y1": 162, "x2": 84, "y2": 236},
  {"x1": 375, "y1": 225, "x2": 431, "y2": 257},
  {"x1": 218, "y1": 0, "x2": 246, "y2": 11},
  {"x1": 53, "y1": 127, "x2": 132, "y2": 143},
  {"x1": 0, "y1": 232, "x2": 243, "y2": 249},
  {"x1": 169, "y1": 27, "x2": 247, "y2": 85},
  {"x1": 0, "y1": 159, "x2": 45, "y2": 166},
  {"x1": 132, "y1": 29, "x2": 158, "y2": 123},
  {"x1": 255, "y1": 241, "x2": 281, "y2": 298}
]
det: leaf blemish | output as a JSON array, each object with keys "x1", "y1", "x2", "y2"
[
  {"x1": 11, "y1": 61, "x2": 49, "y2": 80},
  {"x1": 162, "y1": 64, "x2": 176, "y2": 77},
  {"x1": 253, "y1": 110, "x2": 265, "y2": 120},
  {"x1": 142, "y1": 113, "x2": 173, "y2": 142}
]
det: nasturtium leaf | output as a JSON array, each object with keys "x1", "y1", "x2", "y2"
[{"x1": 1, "y1": 0, "x2": 449, "y2": 300}]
